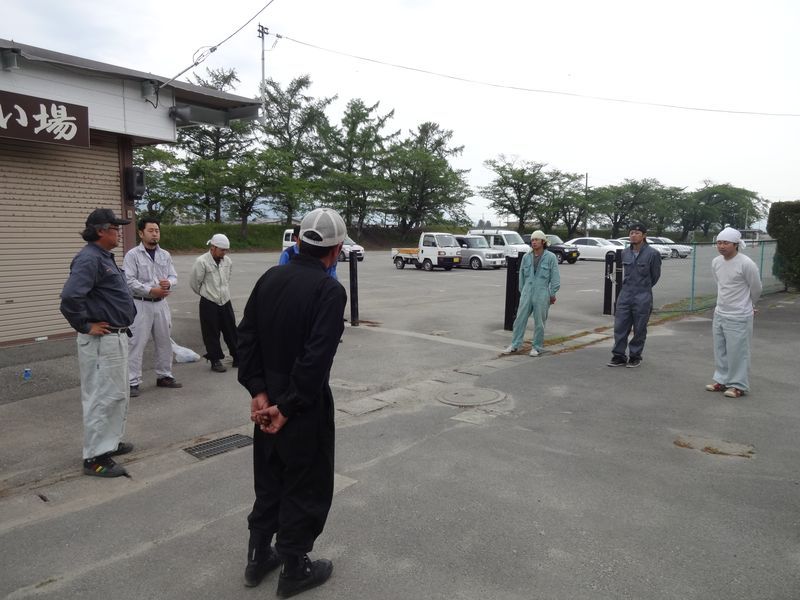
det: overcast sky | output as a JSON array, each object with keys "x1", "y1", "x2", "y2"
[{"x1": 4, "y1": 0, "x2": 798, "y2": 224}]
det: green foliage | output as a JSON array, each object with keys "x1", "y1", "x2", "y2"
[
  {"x1": 318, "y1": 99, "x2": 398, "y2": 234},
  {"x1": 383, "y1": 122, "x2": 471, "y2": 235},
  {"x1": 159, "y1": 223, "x2": 286, "y2": 252},
  {"x1": 258, "y1": 76, "x2": 334, "y2": 224},
  {"x1": 592, "y1": 178, "x2": 664, "y2": 238},
  {"x1": 480, "y1": 156, "x2": 553, "y2": 232},
  {"x1": 766, "y1": 201, "x2": 800, "y2": 288}
]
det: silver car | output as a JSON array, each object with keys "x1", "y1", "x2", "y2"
[{"x1": 454, "y1": 235, "x2": 505, "y2": 270}]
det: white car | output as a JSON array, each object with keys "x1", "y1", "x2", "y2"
[
  {"x1": 647, "y1": 236, "x2": 692, "y2": 258},
  {"x1": 615, "y1": 237, "x2": 671, "y2": 259},
  {"x1": 564, "y1": 237, "x2": 619, "y2": 260},
  {"x1": 339, "y1": 236, "x2": 365, "y2": 262},
  {"x1": 282, "y1": 228, "x2": 365, "y2": 262}
]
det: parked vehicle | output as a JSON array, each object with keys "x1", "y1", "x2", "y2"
[
  {"x1": 564, "y1": 237, "x2": 619, "y2": 260},
  {"x1": 339, "y1": 236, "x2": 365, "y2": 262},
  {"x1": 392, "y1": 232, "x2": 462, "y2": 271},
  {"x1": 454, "y1": 235, "x2": 505, "y2": 270},
  {"x1": 615, "y1": 237, "x2": 672, "y2": 259},
  {"x1": 522, "y1": 233, "x2": 580, "y2": 264},
  {"x1": 282, "y1": 228, "x2": 295, "y2": 250},
  {"x1": 467, "y1": 229, "x2": 530, "y2": 265},
  {"x1": 283, "y1": 228, "x2": 365, "y2": 261},
  {"x1": 647, "y1": 236, "x2": 691, "y2": 258}
]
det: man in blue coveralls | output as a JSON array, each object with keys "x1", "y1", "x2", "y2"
[
  {"x1": 607, "y1": 223, "x2": 661, "y2": 368},
  {"x1": 505, "y1": 230, "x2": 560, "y2": 356}
]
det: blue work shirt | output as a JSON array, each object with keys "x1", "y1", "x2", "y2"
[
  {"x1": 60, "y1": 243, "x2": 136, "y2": 333},
  {"x1": 279, "y1": 244, "x2": 338, "y2": 280},
  {"x1": 619, "y1": 243, "x2": 661, "y2": 300}
]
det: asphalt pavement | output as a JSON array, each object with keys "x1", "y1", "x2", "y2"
[{"x1": 0, "y1": 251, "x2": 798, "y2": 600}]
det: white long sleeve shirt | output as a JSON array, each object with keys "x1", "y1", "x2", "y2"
[{"x1": 712, "y1": 252, "x2": 762, "y2": 317}]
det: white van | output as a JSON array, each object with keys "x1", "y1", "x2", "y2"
[{"x1": 467, "y1": 229, "x2": 530, "y2": 264}]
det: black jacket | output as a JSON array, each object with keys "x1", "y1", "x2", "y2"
[{"x1": 237, "y1": 254, "x2": 347, "y2": 418}]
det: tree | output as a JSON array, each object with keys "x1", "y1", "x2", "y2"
[
  {"x1": 631, "y1": 185, "x2": 685, "y2": 235},
  {"x1": 684, "y1": 181, "x2": 767, "y2": 238},
  {"x1": 133, "y1": 145, "x2": 186, "y2": 222},
  {"x1": 178, "y1": 68, "x2": 256, "y2": 223},
  {"x1": 383, "y1": 122, "x2": 471, "y2": 236},
  {"x1": 593, "y1": 178, "x2": 663, "y2": 238},
  {"x1": 318, "y1": 99, "x2": 397, "y2": 236},
  {"x1": 258, "y1": 75, "x2": 333, "y2": 224},
  {"x1": 223, "y1": 151, "x2": 279, "y2": 237},
  {"x1": 537, "y1": 170, "x2": 583, "y2": 233},
  {"x1": 480, "y1": 156, "x2": 554, "y2": 233}
]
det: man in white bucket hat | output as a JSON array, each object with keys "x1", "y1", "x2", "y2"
[{"x1": 706, "y1": 227, "x2": 762, "y2": 398}]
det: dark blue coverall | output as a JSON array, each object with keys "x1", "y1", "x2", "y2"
[{"x1": 612, "y1": 243, "x2": 662, "y2": 361}]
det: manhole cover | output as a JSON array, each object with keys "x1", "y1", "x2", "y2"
[
  {"x1": 184, "y1": 433, "x2": 253, "y2": 460},
  {"x1": 436, "y1": 387, "x2": 505, "y2": 407}
]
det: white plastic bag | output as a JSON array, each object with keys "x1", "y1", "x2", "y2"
[{"x1": 171, "y1": 338, "x2": 201, "y2": 363}]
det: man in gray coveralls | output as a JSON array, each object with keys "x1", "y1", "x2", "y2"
[{"x1": 607, "y1": 223, "x2": 662, "y2": 368}]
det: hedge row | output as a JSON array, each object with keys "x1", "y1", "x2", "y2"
[
  {"x1": 155, "y1": 222, "x2": 719, "y2": 253},
  {"x1": 767, "y1": 201, "x2": 800, "y2": 288}
]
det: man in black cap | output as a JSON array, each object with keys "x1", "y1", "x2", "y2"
[
  {"x1": 60, "y1": 208, "x2": 137, "y2": 477},
  {"x1": 608, "y1": 223, "x2": 662, "y2": 368}
]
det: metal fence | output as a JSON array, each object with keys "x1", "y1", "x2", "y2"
[{"x1": 654, "y1": 240, "x2": 783, "y2": 314}]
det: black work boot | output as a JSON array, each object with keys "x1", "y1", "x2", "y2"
[
  {"x1": 243, "y1": 532, "x2": 281, "y2": 587},
  {"x1": 276, "y1": 554, "x2": 333, "y2": 598}
]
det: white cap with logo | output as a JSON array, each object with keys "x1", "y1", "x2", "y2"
[
  {"x1": 299, "y1": 208, "x2": 347, "y2": 247},
  {"x1": 207, "y1": 233, "x2": 230, "y2": 249}
]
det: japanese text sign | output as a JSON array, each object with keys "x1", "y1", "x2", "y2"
[{"x1": 0, "y1": 90, "x2": 89, "y2": 147}]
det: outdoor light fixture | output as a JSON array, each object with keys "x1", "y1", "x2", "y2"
[
  {"x1": 1, "y1": 48, "x2": 20, "y2": 71},
  {"x1": 140, "y1": 79, "x2": 158, "y2": 98}
]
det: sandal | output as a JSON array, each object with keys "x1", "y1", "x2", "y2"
[
  {"x1": 723, "y1": 387, "x2": 745, "y2": 398},
  {"x1": 705, "y1": 383, "x2": 726, "y2": 392}
]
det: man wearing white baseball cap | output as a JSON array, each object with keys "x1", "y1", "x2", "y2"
[
  {"x1": 237, "y1": 207, "x2": 347, "y2": 597},
  {"x1": 706, "y1": 227, "x2": 762, "y2": 398},
  {"x1": 189, "y1": 233, "x2": 239, "y2": 372}
]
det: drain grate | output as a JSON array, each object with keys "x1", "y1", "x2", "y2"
[{"x1": 184, "y1": 434, "x2": 253, "y2": 460}]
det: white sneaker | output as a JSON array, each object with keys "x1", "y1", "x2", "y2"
[
  {"x1": 504, "y1": 345, "x2": 518, "y2": 353},
  {"x1": 529, "y1": 349, "x2": 540, "y2": 357}
]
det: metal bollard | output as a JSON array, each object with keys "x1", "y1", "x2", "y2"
[
  {"x1": 349, "y1": 251, "x2": 359, "y2": 326},
  {"x1": 614, "y1": 248, "x2": 623, "y2": 311},
  {"x1": 503, "y1": 252, "x2": 525, "y2": 330},
  {"x1": 603, "y1": 251, "x2": 615, "y2": 315}
]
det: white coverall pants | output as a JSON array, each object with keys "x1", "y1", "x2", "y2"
[
  {"x1": 77, "y1": 332, "x2": 129, "y2": 459},
  {"x1": 128, "y1": 298, "x2": 174, "y2": 386}
]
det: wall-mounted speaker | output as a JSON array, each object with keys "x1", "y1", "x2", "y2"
[{"x1": 125, "y1": 167, "x2": 145, "y2": 200}]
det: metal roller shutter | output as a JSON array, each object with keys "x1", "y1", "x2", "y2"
[{"x1": 0, "y1": 134, "x2": 125, "y2": 345}]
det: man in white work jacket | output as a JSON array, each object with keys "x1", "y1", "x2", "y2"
[
  {"x1": 123, "y1": 215, "x2": 182, "y2": 397},
  {"x1": 189, "y1": 233, "x2": 239, "y2": 373}
]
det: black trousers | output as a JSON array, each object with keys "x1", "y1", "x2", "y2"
[
  {"x1": 248, "y1": 401, "x2": 335, "y2": 557},
  {"x1": 198, "y1": 297, "x2": 238, "y2": 362}
]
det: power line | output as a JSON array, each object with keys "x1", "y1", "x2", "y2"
[
  {"x1": 276, "y1": 34, "x2": 799, "y2": 118},
  {"x1": 159, "y1": 0, "x2": 279, "y2": 89}
]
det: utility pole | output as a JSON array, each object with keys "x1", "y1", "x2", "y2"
[
  {"x1": 583, "y1": 172, "x2": 589, "y2": 236},
  {"x1": 257, "y1": 24, "x2": 269, "y2": 118}
]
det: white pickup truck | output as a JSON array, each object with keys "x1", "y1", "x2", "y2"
[{"x1": 391, "y1": 232, "x2": 462, "y2": 271}]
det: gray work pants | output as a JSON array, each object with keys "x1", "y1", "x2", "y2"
[{"x1": 77, "y1": 332, "x2": 129, "y2": 459}]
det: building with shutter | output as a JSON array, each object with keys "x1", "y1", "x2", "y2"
[{"x1": 0, "y1": 39, "x2": 260, "y2": 346}]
